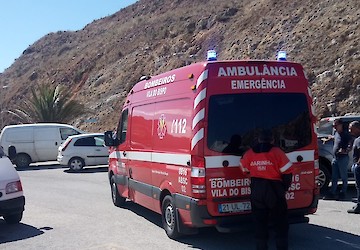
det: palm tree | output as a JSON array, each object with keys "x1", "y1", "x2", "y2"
[{"x1": 10, "y1": 83, "x2": 87, "y2": 123}]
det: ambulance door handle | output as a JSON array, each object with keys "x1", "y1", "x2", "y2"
[{"x1": 123, "y1": 151, "x2": 127, "y2": 157}]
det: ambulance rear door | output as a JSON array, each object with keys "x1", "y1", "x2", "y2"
[{"x1": 203, "y1": 61, "x2": 316, "y2": 216}]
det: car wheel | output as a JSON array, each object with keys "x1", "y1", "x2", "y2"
[
  {"x1": 68, "y1": 157, "x2": 85, "y2": 171},
  {"x1": 4, "y1": 212, "x2": 23, "y2": 224},
  {"x1": 161, "y1": 195, "x2": 181, "y2": 239},
  {"x1": 15, "y1": 154, "x2": 31, "y2": 168},
  {"x1": 318, "y1": 163, "x2": 331, "y2": 193}
]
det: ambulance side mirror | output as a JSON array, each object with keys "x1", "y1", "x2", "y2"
[{"x1": 104, "y1": 131, "x2": 119, "y2": 147}]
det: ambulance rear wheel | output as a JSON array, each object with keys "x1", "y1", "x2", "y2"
[
  {"x1": 111, "y1": 176, "x2": 125, "y2": 207},
  {"x1": 161, "y1": 195, "x2": 181, "y2": 239}
]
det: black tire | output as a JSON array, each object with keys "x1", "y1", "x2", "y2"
[
  {"x1": 110, "y1": 176, "x2": 125, "y2": 207},
  {"x1": 68, "y1": 157, "x2": 85, "y2": 171},
  {"x1": 161, "y1": 195, "x2": 181, "y2": 239},
  {"x1": 4, "y1": 212, "x2": 23, "y2": 224},
  {"x1": 15, "y1": 154, "x2": 31, "y2": 168},
  {"x1": 319, "y1": 163, "x2": 331, "y2": 193},
  {"x1": 8, "y1": 146, "x2": 16, "y2": 160}
]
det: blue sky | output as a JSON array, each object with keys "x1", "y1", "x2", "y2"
[{"x1": 0, "y1": 0, "x2": 138, "y2": 73}]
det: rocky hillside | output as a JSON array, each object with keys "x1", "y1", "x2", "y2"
[{"x1": 0, "y1": 0, "x2": 359, "y2": 132}]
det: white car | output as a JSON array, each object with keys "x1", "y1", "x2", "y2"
[
  {"x1": 0, "y1": 147, "x2": 25, "y2": 224},
  {"x1": 57, "y1": 133, "x2": 109, "y2": 171}
]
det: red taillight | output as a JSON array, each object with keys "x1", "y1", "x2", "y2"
[
  {"x1": 61, "y1": 139, "x2": 72, "y2": 151},
  {"x1": 191, "y1": 156, "x2": 206, "y2": 198},
  {"x1": 191, "y1": 176, "x2": 205, "y2": 185},
  {"x1": 6, "y1": 180, "x2": 23, "y2": 194}
]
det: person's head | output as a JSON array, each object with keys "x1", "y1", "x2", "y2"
[
  {"x1": 230, "y1": 134, "x2": 242, "y2": 146},
  {"x1": 258, "y1": 129, "x2": 274, "y2": 144},
  {"x1": 349, "y1": 121, "x2": 360, "y2": 137},
  {"x1": 333, "y1": 118, "x2": 343, "y2": 132}
]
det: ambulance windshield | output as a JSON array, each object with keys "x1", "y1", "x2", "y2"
[{"x1": 207, "y1": 93, "x2": 312, "y2": 154}]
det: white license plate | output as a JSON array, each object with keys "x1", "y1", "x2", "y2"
[{"x1": 219, "y1": 201, "x2": 251, "y2": 213}]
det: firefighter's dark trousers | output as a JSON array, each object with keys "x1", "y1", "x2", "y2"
[{"x1": 251, "y1": 178, "x2": 289, "y2": 250}]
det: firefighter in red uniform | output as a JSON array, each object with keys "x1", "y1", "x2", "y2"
[{"x1": 240, "y1": 129, "x2": 293, "y2": 250}]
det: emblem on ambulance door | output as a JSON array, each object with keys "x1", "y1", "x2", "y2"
[{"x1": 157, "y1": 114, "x2": 167, "y2": 139}]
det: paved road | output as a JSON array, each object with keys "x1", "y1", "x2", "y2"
[{"x1": 1, "y1": 162, "x2": 360, "y2": 249}]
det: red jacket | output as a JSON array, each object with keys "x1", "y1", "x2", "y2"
[{"x1": 240, "y1": 147, "x2": 292, "y2": 181}]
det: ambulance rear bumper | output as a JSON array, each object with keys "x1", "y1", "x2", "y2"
[
  {"x1": 174, "y1": 194, "x2": 253, "y2": 232},
  {"x1": 174, "y1": 193, "x2": 318, "y2": 233}
]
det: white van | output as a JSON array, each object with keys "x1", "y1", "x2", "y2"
[{"x1": 0, "y1": 123, "x2": 83, "y2": 167}]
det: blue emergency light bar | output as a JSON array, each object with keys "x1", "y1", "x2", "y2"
[
  {"x1": 207, "y1": 50, "x2": 217, "y2": 61},
  {"x1": 277, "y1": 51, "x2": 287, "y2": 61}
]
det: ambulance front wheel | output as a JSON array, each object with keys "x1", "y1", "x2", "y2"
[
  {"x1": 110, "y1": 176, "x2": 125, "y2": 207},
  {"x1": 161, "y1": 195, "x2": 181, "y2": 239}
]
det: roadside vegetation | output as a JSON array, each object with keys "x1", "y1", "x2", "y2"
[{"x1": 9, "y1": 84, "x2": 87, "y2": 123}]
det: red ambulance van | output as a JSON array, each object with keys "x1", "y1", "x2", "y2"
[{"x1": 104, "y1": 56, "x2": 319, "y2": 239}]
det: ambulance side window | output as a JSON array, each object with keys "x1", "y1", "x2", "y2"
[{"x1": 117, "y1": 109, "x2": 128, "y2": 144}]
